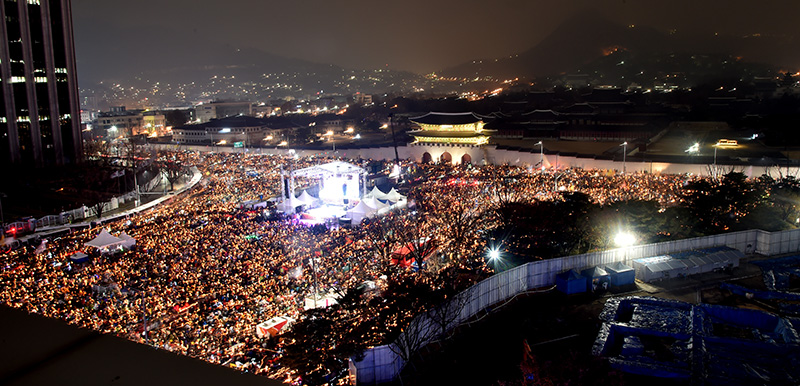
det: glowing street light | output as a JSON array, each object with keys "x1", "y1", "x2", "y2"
[
  {"x1": 620, "y1": 141, "x2": 628, "y2": 174},
  {"x1": 686, "y1": 143, "x2": 699, "y2": 154},
  {"x1": 488, "y1": 248, "x2": 501, "y2": 261},
  {"x1": 535, "y1": 141, "x2": 544, "y2": 171},
  {"x1": 614, "y1": 231, "x2": 636, "y2": 248}
]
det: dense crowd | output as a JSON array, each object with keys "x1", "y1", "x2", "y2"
[{"x1": 0, "y1": 152, "x2": 703, "y2": 381}]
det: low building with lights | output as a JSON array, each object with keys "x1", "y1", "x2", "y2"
[
  {"x1": 195, "y1": 101, "x2": 253, "y2": 123},
  {"x1": 172, "y1": 115, "x2": 298, "y2": 146}
]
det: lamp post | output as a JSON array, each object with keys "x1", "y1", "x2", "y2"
[
  {"x1": 535, "y1": 141, "x2": 544, "y2": 171},
  {"x1": 614, "y1": 231, "x2": 636, "y2": 262},
  {"x1": 389, "y1": 113, "x2": 400, "y2": 164},
  {"x1": 713, "y1": 144, "x2": 718, "y2": 179},
  {"x1": 620, "y1": 141, "x2": 628, "y2": 174}
]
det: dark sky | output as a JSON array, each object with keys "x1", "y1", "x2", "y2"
[{"x1": 72, "y1": 0, "x2": 800, "y2": 74}]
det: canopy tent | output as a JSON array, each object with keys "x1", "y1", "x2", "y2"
[
  {"x1": 556, "y1": 269, "x2": 587, "y2": 294},
  {"x1": 255, "y1": 316, "x2": 294, "y2": 338},
  {"x1": 84, "y1": 229, "x2": 124, "y2": 250},
  {"x1": 304, "y1": 292, "x2": 341, "y2": 310},
  {"x1": 384, "y1": 188, "x2": 405, "y2": 203},
  {"x1": 346, "y1": 201, "x2": 376, "y2": 224},
  {"x1": 119, "y1": 232, "x2": 136, "y2": 249},
  {"x1": 362, "y1": 196, "x2": 389, "y2": 210},
  {"x1": 369, "y1": 186, "x2": 389, "y2": 200},
  {"x1": 604, "y1": 261, "x2": 635, "y2": 287},
  {"x1": 277, "y1": 195, "x2": 304, "y2": 213},
  {"x1": 296, "y1": 190, "x2": 318, "y2": 206},
  {"x1": 69, "y1": 251, "x2": 90, "y2": 263},
  {"x1": 391, "y1": 239, "x2": 435, "y2": 268},
  {"x1": 581, "y1": 266, "x2": 611, "y2": 292}
]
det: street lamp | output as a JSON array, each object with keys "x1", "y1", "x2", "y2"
[
  {"x1": 620, "y1": 141, "x2": 628, "y2": 174},
  {"x1": 614, "y1": 231, "x2": 636, "y2": 248},
  {"x1": 535, "y1": 141, "x2": 544, "y2": 171},
  {"x1": 713, "y1": 144, "x2": 718, "y2": 179},
  {"x1": 614, "y1": 231, "x2": 636, "y2": 262}
]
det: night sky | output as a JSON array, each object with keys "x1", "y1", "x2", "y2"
[{"x1": 73, "y1": 0, "x2": 800, "y2": 74}]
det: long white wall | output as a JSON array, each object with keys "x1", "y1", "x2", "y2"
[
  {"x1": 350, "y1": 228, "x2": 800, "y2": 385},
  {"x1": 155, "y1": 143, "x2": 800, "y2": 179}
]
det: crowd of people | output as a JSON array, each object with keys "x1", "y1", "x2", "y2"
[{"x1": 0, "y1": 152, "x2": 706, "y2": 381}]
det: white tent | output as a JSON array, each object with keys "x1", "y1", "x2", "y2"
[
  {"x1": 296, "y1": 190, "x2": 318, "y2": 206},
  {"x1": 369, "y1": 186, "x2": 389, "y2": 200},
  {"x1": 84, "y1": 229, "x2": 124, "y2": 250},
  {"x1": 278, "y1": 195, "x2": 304, "y2": 213},
  {"x1": 118, "y1": 232, "x2": 136, "y2": 249},
  {"x1": 304, "y1": 292, "x2": 340, "y2": 310},
  {"x1": 385, "y1": 188, "x2": 405, "y2": 203},
  {"x1": 346, "y1": 201, "x2": 376, "y2": 224},
  {"x1": 363, "y1": 196, "x2": 389, "y2": 210}
]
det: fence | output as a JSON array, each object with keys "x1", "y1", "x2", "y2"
[
  {"x1": 350, "y1": 228, "x2": 800, "y2": 385},
  {"x1": 31, "y1": 170, "x2": 165, "y2": 229}
]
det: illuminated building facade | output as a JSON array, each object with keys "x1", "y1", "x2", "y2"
[
  {"x1": 0, "y1": 0, "x2": 82, "y2": 167},
  {"x1": 408, "y1": 112, "x2": 490, "y2": 146}
]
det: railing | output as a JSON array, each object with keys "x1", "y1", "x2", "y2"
[
  {"x1": 350, "y1": 228, "x2": 800, "y2": 385},
  {"x1": 28, "y1": 170, "x2": 166, "y2": 229}
]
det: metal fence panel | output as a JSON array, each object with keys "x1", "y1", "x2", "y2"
[{"x1": 354, "y1": 228, "x2": 800, "y2": 384}]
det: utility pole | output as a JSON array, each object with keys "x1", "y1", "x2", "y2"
[
  {"x1": 535, "y1": 141, "x2": 544, "y2": 171},
  {"x1": 621, "y1": 141, "x2": 628, "y2": 174},
  {"x1": 713, "y1": 145, "x2": 718, "y2": 179},
  {"x1": 311, "y1": 254, "x2": 319, "y2": 309},
  {"x1": 389, "y1": 113, "x2": 400, "y2": 164}
]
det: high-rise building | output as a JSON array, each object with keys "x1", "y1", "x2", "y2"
[{"x1": 0, "y1": 0, "x2": 82, "y2": 167}]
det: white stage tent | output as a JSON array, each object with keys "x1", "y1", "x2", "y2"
[
  {"x1": 369, "y1": 186, "x2": 389, "y2": 200},
  {"x1": 119, "y1": 232, "x2": 136, "y2": 249},
  {"x1": 297, "y1": 190, "x2": 318, "y2": 206},
  {"x1": 363, "y1": 196, "x2": 389, "y2": 210},
  {"x1": 385, "y1": 188, "x2": 405, "y2": 203},
  {"x1": 346, "y1": 201, "x2": 376, "y2": 224},
  {"x1": 278, "y1": 195, "x2": 304, "y2": 213},
  {"x1": 84, "y1": 229, "x2": 124, "y2": 250}
]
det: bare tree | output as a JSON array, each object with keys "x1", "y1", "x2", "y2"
[
  {"x1": 427, "y1": 287, "x2": 470, "y2": 340},
  {"x1": 418, "y1": 183, "x2": 495, "y2": 270},
  {"x1": 389, "y1": 315, "x2": 435, "y2": 366}
]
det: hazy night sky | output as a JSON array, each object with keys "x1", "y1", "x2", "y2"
[{"x1": 72, "y1": 0, "x2": 800, "y2": 74}]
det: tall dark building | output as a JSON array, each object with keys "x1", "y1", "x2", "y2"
[{"x1": 0, "y1": 0, "x2": 81, "y2": 167}]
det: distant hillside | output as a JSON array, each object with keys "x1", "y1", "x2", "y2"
[
  {"x1": 75, "y1": 22, "x2": 430, "y2": 104},
  {"x1": 440, "y1": 12, "x2": 800, "y2": 80}
]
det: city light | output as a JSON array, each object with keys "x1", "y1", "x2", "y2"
[{"x1": 686, "y1": 143, "x2": 700, "y2": 153}]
